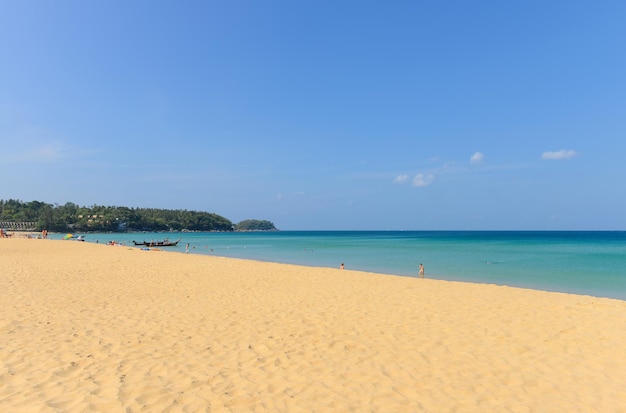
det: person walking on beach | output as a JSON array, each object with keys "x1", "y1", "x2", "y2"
[
  {"x1": 419, "y1": 263, "x2": 425, "y2": 278},
  {"x1": 185, "y1": 243, "x2": 190, "y2": 254}
]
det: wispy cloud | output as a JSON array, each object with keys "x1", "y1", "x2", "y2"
[
  {"x1": 9, "y1": 142, "x2": 68, "y2": 163},
  {"x1": 541, "y1": 149, "x2": 577, "y2": 160},
  {"x1": 470, "y1": 151, "x2": 484, "y2": 165},
  {"x1": 3, "y1": 129, "x2": 100, "y2": 165},
  {"x1": 392, "y1": 172, "x2": 435, "y2": 188},
  {"x1": 413, "y1": 173, "x2": 435, "y2": 187},
  {"x1": 393, "y1": 174, "x2": 408, "y2": 184},
  {"x1": 393, "y1": 152, "x2": 530, "y2": 190}
]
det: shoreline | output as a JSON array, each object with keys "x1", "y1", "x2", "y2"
[
  {"x1": 2, "y1": 239, "x2": 626, "y2": 411},
  {"x1": 42, "y1": 230, "x2": 626, "y2": 302}
]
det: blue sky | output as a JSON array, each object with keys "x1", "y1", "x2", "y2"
[{"x1": 1, "y1": 1, "x2": 625, "y2": 230}]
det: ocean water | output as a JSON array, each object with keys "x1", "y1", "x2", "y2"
[{"x1": 54, "y1": 231, "x2": 626, "y2": 301}]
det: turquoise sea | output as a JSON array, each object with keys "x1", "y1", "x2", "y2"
[{"x1": 53, "y1": 231, "x2": 626, "y2": 301}]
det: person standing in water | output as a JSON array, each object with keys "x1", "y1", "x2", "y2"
[{"x1": 419, "y1": 263, "x2": 425, "y2": 278}]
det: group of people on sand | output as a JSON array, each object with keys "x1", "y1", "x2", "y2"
[{"x1": 0, "y1": 229, "x2": 49, "y2": 239}]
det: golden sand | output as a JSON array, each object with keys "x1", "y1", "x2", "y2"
[{"x1": 2, "y1": 239, "x2": 626, "y2": 412}]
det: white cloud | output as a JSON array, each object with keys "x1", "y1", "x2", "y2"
[
  {"x1": 413, "y1": 173, "x2": 435, "y2": 187},
  {"x1": 393, "y1": 174, "x2": 408, "y2": 184},
  {"x1": 541, "y1": 149, "x2": 577, "y2": 160},
  {"x1": 470, "y1": 152, "x2": 484, "y2": 165}
]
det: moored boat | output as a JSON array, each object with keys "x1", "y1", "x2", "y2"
[{"x1": 132, "y1": 238, "x2": 180, "y2": 247}]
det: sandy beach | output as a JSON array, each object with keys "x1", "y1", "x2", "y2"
[{"x1": 2, "y1": 239, "x2": 626, "y2": 412}]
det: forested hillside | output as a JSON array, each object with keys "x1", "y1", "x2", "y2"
[
  {"x1": 234, "y1": 220, "x2": 278, "y2": 231},
  {"x1": 0, "y1": 199, "x2": 276, "y2": 232}
]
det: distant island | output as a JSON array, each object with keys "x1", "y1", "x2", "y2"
[
  {"x1": 0, "y1": 199, "x2": 278, "y2": 233},
  {"x1": 233, "y1": 219, "x2": 277, "y2": 231}
]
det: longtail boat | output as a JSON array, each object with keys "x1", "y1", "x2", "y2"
[{"x1": 132, "y1": 238, "x2": 180, "y2": 247}]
